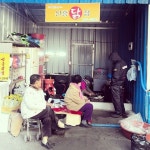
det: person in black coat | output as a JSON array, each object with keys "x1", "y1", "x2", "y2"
[{"x1": 108, "y1": 51, "x2": 128, "y2": 118}]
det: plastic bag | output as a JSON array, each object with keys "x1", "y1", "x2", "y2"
[
  {"x1": 131, "y1": 134, "x2": 150, "y2": 150},
  {"x1": 127, "y1": 65, "x2": 137, "y2": 81}
]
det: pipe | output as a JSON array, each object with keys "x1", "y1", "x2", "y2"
[
  {"x1": 136, "y1": 61, "x2": 146, "y2": 92},
  {"x1": 145, "y1": 93, "x2": 149, "y2": 122},
  {"x1": 92, "y1": 123, "x2": 120, "y2": 128},
  {"x1": 136, "y1": 61, "x2": 150, "y2": 122}
]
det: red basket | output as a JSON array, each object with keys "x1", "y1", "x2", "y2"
[{"x1": 31, "y1": 33, "x2": 45, "y2": 40}]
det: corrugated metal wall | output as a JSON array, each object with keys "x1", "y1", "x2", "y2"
[
  {"x1": 0, "y1": 4, "x2": 36, "y2": 41},
  {"x1": 41, "y1": 27, "x2": 118, "y2": 75},
  {"x1": 43, "y1": 28, "x2": 71, "y2": 74},
  {"x1": 95, "y1": 29, "x2": 118, "y2": 68}
]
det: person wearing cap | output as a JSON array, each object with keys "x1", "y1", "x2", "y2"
[{"x1": 80, "y1": 76, "x2": 95, "y2": 97}]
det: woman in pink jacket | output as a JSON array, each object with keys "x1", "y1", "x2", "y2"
[{"x1": 64, "y1": 75, "x2": 93, "y2": 128}]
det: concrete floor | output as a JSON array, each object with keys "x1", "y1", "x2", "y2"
[{"x1": 0, "y1": 109, "x2": 131, "y2": 150}]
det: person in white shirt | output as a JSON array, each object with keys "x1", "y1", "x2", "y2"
[{"x1": 21, "y1": 74, "x2": 64, "y2": 149}]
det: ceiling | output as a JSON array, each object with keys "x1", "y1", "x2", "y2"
[{"x1": 7, "y1": 3, "x2": 135, "y2": 27}]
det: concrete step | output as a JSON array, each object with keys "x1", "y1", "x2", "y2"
[{"x1": 91, "y1": 102, "x2": 132, "y2": 111}]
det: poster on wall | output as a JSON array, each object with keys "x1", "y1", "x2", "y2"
[
  {"x1": 0, "y1": 53, "x2": 10, "y2": 81},
  {"x1": 45, "y1": 3, "x2": 100, "y2": 22}
]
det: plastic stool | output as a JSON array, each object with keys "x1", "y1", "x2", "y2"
[
  {"x1": 23, "y1": 118, "x2": 42, "y2": 142},
  {"x1": 65, "y1": 113, "x2": 81, "y2": 126}
]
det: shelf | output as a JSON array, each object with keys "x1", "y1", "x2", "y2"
[
  {"x1": 10, "y1": 50, "x2": 27, "y2": 94},
  {"x1": 12, "y1": 79, "x2": 25, "y2": 84},
  {"x1": 11, "y1": 66, "x2": 26, "y2": 69},
  {"x1": 11, "y1": 53, "x2": 26, "y2": 55}
]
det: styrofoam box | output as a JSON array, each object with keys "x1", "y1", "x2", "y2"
[
  {"x1": 0, "y1": 43, "x2": 12, "y2": 53},
  {"x1": 12, "y1": 47, "x2": 27, "y2": 53},
  {"x1": 0, "y1": 82, "x2": 9, "y2": 132},
  {"x1": 0, "y1": 113, "x2": 9, "y2": 133}
]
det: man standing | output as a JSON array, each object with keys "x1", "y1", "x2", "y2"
[{"x1": 109, "y1": 51, "x2": 128, "y2": 118}]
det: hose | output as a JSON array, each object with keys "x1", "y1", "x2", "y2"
[{"x1": 92, "y1": 123, "x2": 120, "y2": 128}]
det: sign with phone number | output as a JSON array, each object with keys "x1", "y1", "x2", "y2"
[
  {"x1": 0, "y1": 53, "x2": 10, "y2": 81},
  {"x1": 45, "y1": 3, "x2": 100, "y2": 22}
]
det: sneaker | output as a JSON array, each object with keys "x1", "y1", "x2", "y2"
[
  {"x1": 97, "y1": 95, "x2": 104, "y2": 99},
  {"x1": 80, "y1": 120, "x2": 92, "y2": 128},
  {"x1": 110, "y1": 112, "x2": 122, "y2": 118},
  {"x1": 41, "y1": 142, "x2": 53, "y2": 149},
  {"x1": 80, "y1": 123, "x2": 91, "y2": 128},
  {"x1": 122, "y1": 113, "x2": 128, "y2": 118},
  {"x1": 52, "y1": 128, "x2": 65, "y2": 135},
  {"x1": 87, "y1": 122, "x2": 93, "y2": 127},
  {"x1": 111, "y1": 112, "x2": 128, "y2": 118}
]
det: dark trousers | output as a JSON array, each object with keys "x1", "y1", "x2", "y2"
[
  {"x1": 31, "y1": 106, "x2": 58, "y2": 137},
  {"x1": 111, "y1": 84, "x2": 126, "y2": 115},
  {"x1": 79, "y1": 103, "x2": 93, "y2": 122}
]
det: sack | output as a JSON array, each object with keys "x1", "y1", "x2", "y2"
[{"x1": 8, "y1": 112, "x2": 23, "y2": 137}]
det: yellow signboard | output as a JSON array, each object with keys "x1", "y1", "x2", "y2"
[
  {"x1": 45, "y1": 3, "x2": 100, "y2": 22},
  {"x1": 0, "y1": 53, "x2": 10, "y2": 81}
]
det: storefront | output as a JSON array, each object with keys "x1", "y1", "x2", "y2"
[{"x1": 0, "y1": 0, "x2": 150, "y2": 123}]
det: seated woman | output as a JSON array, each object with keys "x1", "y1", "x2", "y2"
[
  {"x1": 64, "y1": 74, "x2": 93, "y2": 128},
  {"x1": 81, "y1": 76, "x2": 95, "y2": 97},
  {"x1": 21, "y1": 74, "x2": 65, "y2": 150}
]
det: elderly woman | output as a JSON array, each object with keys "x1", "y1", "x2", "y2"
[
  {"x1": 21, "y1": 74, "x2": 65, "y2": 149},
  {"x1": 64, "y1": 74, "x2": 93, "y2": 128}
]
